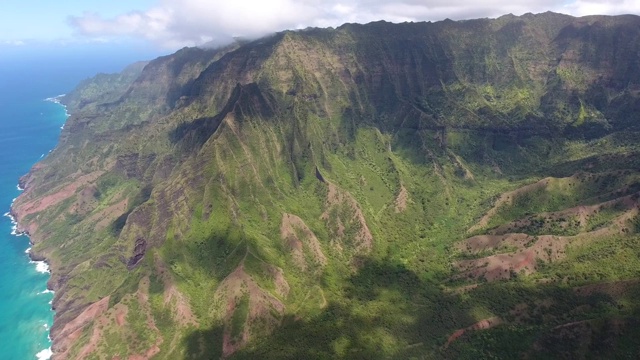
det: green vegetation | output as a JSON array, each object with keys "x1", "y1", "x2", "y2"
[{"x1": 11, "y1": 12, "x2": 640, "y2": 359}]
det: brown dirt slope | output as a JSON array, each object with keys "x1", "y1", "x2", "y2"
[
  {"x1": 281, "y1": 213, "x2": 327, "y2": 270},
  {"x1": 455, "y1": 173, "x2": 640, "y2": 282},
  {"x1": 321, "y1": 182, "x2": 373, "y2": 256},
  {"x1": 213, "y1": 255, "x2": 289, "y2": 357}
]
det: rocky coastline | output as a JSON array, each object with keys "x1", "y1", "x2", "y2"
[{"x1": 9, "y1": 101, "x2": 71, "y2": 356}]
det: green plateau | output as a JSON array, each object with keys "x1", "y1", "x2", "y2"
[{"x1": 11, "y1": 12, "x2": 640, "y2": 359}]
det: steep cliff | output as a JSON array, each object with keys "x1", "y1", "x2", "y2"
[{"x1": 12, "y1": 12, "x2": 640, "y2": 359}]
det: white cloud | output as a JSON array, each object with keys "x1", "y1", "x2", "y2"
[
  {"x1": 68, "y1": 0, "x2": 640, "y2": 49},
  {"x1": 2, "y1": 40, "x2": 26, "y2": 46},
  {"x1": 562, "y1": 0, "x2": 640, "y2": 16}
]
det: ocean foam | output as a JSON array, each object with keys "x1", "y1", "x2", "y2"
[
  {"x1": 11, "y1": 223, "x2": 24, "y2": 236},
  {"x1": 31, "y1": 261, "x2": 50, "y2": 274},
  {"x1": 40, "y1": 289, "x2": 54, "y2": 295},
  {"x1": 44, "y1": 95, "x2": 70, "y2": 130},
  {"x1": 16, "y1": 183, "x2": 24, "y2": 191},
  {"x1": 44, "y1": 94, "x2": 69, "y2": 120},
  {"x1": 35, "y1": 347, "x2": 52, "y2": 360},
  {"x1": 44, "y1": 94, "x2": 65, "y2": 103},
  {"x1": 6, "y1": 211, "x2": 23, "y2": 236}
]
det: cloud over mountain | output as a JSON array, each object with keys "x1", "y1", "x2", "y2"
[{"x1": 68, "y1": 0, "x2": 640, "y2": 49}]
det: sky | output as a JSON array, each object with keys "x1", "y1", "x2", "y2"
[{"x1": 1, "y1": 0, "x2": 639, "y2": 53}]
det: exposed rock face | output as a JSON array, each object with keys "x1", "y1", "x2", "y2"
[
  {"x1": 126, "y1": 238, "x2": 147, "y2": 269},
  {"x1": 11, "y1": 12, "x2": 640, "y2": 359}
]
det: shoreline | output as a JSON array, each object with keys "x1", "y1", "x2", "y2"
[
  {"x1": 45, "y1": 94, "x2": 68, "y2": 129},
  {"x1": 11, "y1": 95, "x2": 68, "y2": 360},
  {"x1": 7, "y1": 195, "x2": 55, "y2": 360}
]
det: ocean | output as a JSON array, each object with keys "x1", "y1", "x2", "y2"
[{"x1": 0, "y1": 44, "x2": 161, "y2": 359}]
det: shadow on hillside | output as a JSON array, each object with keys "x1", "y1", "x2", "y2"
[
  {"x1": 182, "y1": 324, "x2": 224, "y2": 360},
  {"x1": 169, "y1": 116, "x2": 224, "y2": 153},
  {"x1": 179, "y1": 254, "x2": 640, "y2": 359},
  {"x1": 544, "y1": 149, "x2": 640, "y2": 178},
  {"x1": 180, "y1": 258, "x2": 477, "y2": 360}
]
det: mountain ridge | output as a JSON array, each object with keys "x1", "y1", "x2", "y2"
[{"x1": 12, "y1": 12, "x2": 640, "y2": 358}]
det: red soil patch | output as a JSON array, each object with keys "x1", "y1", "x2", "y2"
[
  {"x1": 269, "y1": 265, "x2": 291, "y2": 298},
  {"x1": 53, "y1": 296, "x2": 110, "y2": 359},
  {"x1": 14, "y1": 171, "x2": 103, "y2": 219},
  {"x1": 76, "y1": 320, "x2": 107, "y2": 360},
  {"x1": 55, "y1": 289, "x2": 162, "y2": 359},
  {"x1": 456, "y1": 209, "x2": 639, "y2": 281},
  {"x1": 215, "y1": 260, "x2": 288, "y2": 357},
  {"x1": 321, "y1": 182, "x2": 373, "y2": 254},
  {"x1": 394, "y1": 185, "x2": 409, "y2": 213},
  {"x1": 280, "y1": 213, "x2": 327, "y2": 270},
  {"x1": 454, "y1": 233, "x2": 568, "y2": 281},
  {"x1": 115, "y1": 304, "x2": 128, "y2": 327},
  {"x1": 456, "y1": 188, "x2": 640, "y2": 282}
]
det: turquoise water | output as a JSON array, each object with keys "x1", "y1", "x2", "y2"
[
  {"x1": 0, "y1": 45, "x2": 161, "y2": 359},
  {"x1": 0, "y1": 93, "x2": 64, "y2": 359}
]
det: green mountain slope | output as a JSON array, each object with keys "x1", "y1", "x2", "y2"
[{"x1": 11, "y1": 12, "x2": 640, "y2": 359}]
